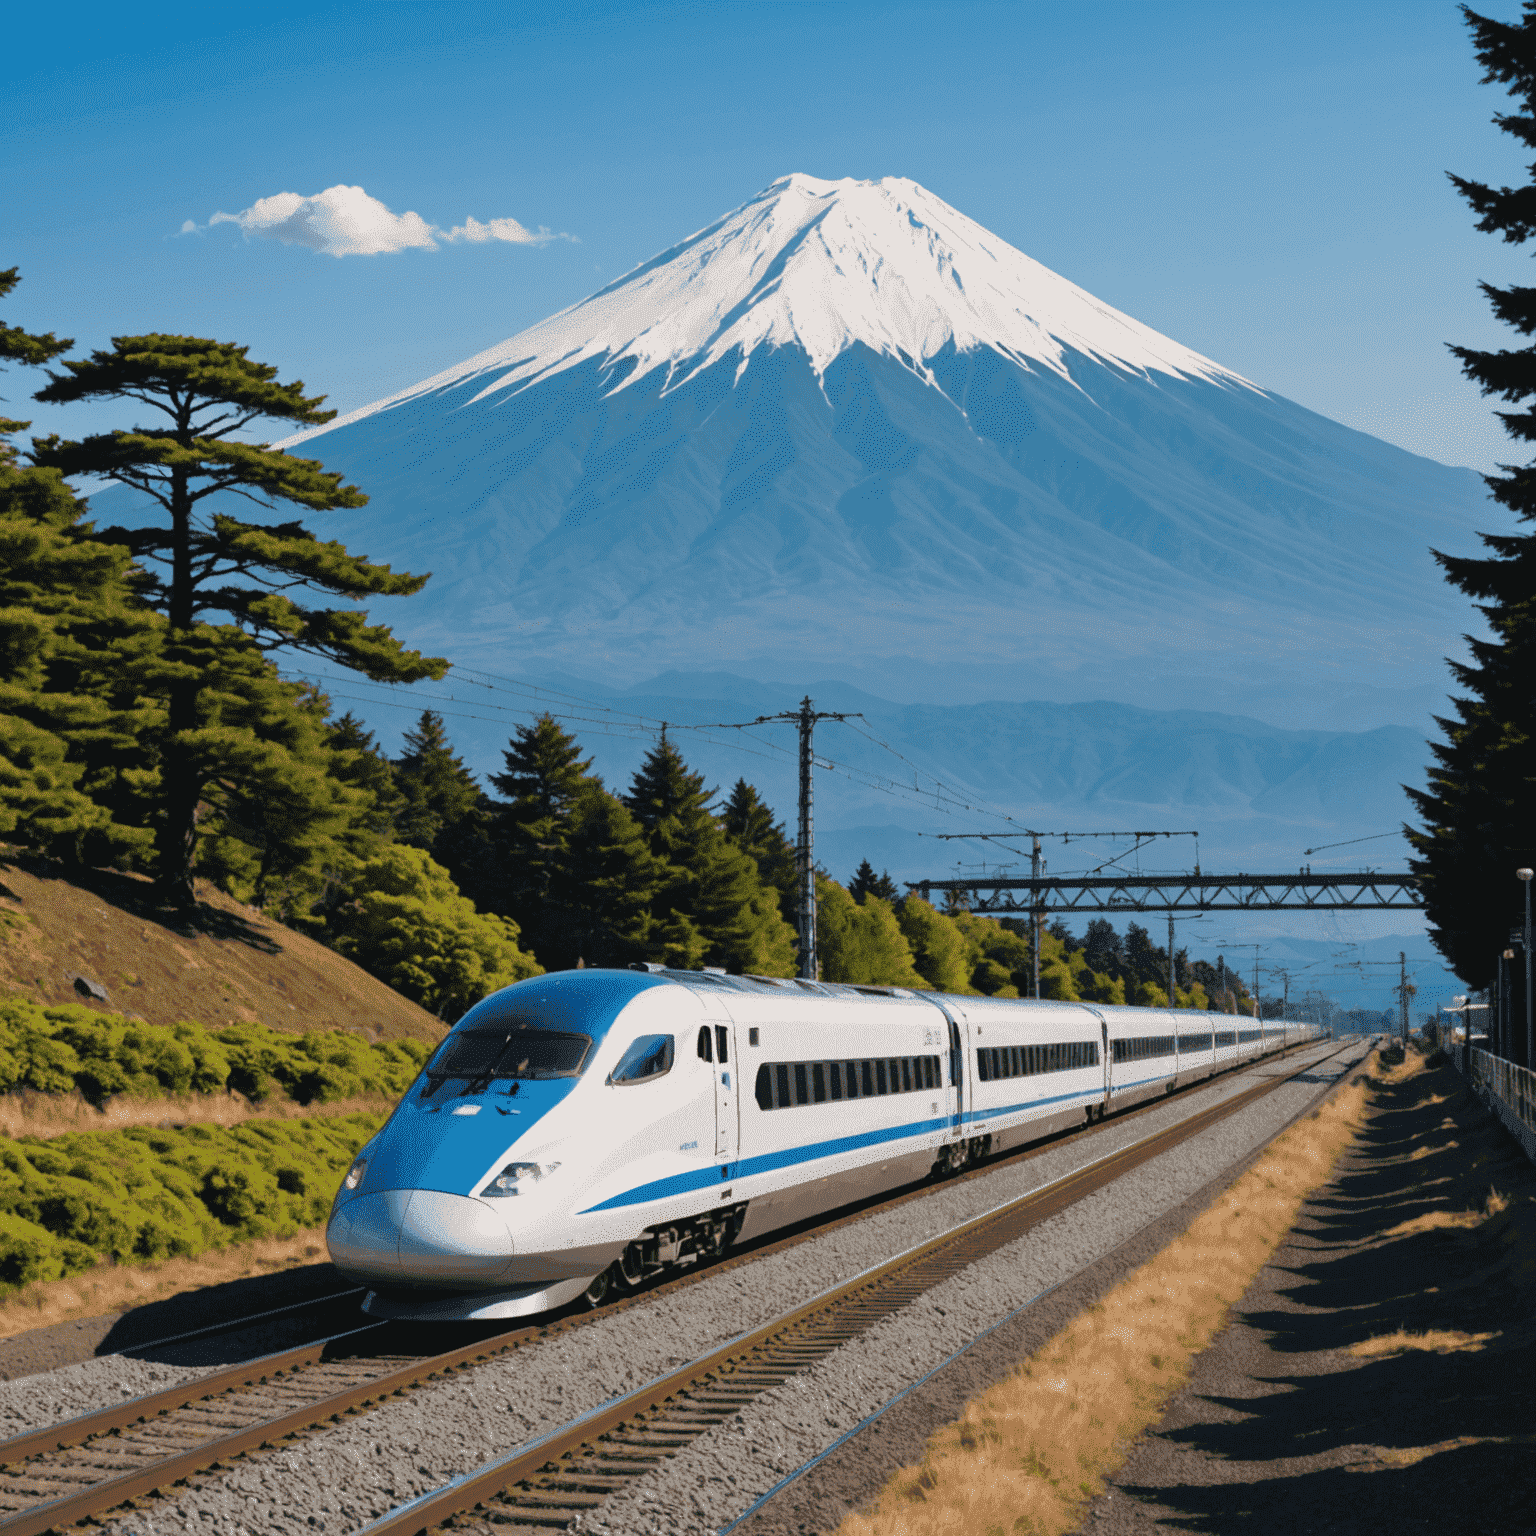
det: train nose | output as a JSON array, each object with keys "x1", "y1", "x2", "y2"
[{"x1": 327, "y1": 1190, "x2": 514, "y2": 1286}]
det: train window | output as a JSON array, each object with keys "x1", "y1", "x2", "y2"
[
  {"x1": 697, "y1": 1027, "x2": 713, "y2": 1062},
  {"x1": 1177, "y1": 1033, "x2": 1211, "y2": 1053},
  {"x1": 974, "y1": 1040, "x2": 1099, "y2": 1083},
  {"x1": 715, "y1": 1026, "x2": 730, "y2": 1063},
  {"x1": 753, "y1": 1055, "x2": 943, "y2": 1110},
  {"x1": 608, "y1": 1034, "x2": 675, "y2": 1086},
  {"x1": 423, "y1": 1027, "x2": 593, "y2": 1095},
  {"x1": 749, "y1": 1028, "x2": 760, "y2": 1046}
]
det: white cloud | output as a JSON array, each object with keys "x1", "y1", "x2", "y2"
[{"x1": 199, "y1": 184, "x2": 573, "y2": 258}]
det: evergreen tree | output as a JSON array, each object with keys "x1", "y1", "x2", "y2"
[
  {"x1": 625, "y1": 731, "x2": 714, "y2": 831},
  {"x1": 393, "y1": 711, "x2": 484, "y2": 857},
  {"x1": 1082, "y1": 918, "x2": 1125, "y2": 978},
  {"x1": 627, "y1": 736, "x2": 796, "y2": 975},
  {"x1": 0, "y1": 270, "x2": 156, "y2": 861},
  {"x1": 325, "y1": 713, "x2": 405, "y2": 847},
  {"x1": 30, "y1": 335, "x2": 445, "y2": 904},
  {"x1": 849, "y1": 859, "x2": 899, "y2": 904},
  {"x1": 484, "y1": 714, "x2": 601, "y2": 966},
  {"x1": 552, "y1": 789, "x2": 670, "y2": 970},
  {"x1": 1406, "y1": 6, "x2": 1536, "y2": 986},
  {"x1": 193, "y1": 677, "x2": 369, "y2": 919},
  {"x1": 721, "y1": 779, "x2": 797, "y2": 912}
]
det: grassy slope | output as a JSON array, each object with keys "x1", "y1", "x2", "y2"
[{"x1": 0, "y1": 852, "x2": 447, "y2": 1045}]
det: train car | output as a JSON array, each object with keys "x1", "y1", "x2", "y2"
[{"x1": 326, "y1": 967, "x2": 1319, "y2": 1321}]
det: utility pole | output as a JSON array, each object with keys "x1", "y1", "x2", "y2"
[
  {"x1": 1031, "y1": 835, "x2": 1042, "y2": 999},
  {"x1": 1398, "y1": 951, "x2": 1409, "y2": 1044},
  {"x1": 1167, "y1": 908, "x2": 1177, "y2": 1008},
  {"x1": 694, "y1": 696, "x2": 862, "y2": 981}
]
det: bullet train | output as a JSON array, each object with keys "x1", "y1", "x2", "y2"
[{"x1": 326, "y1": 967, "x2": 1326, "y2": 1319}]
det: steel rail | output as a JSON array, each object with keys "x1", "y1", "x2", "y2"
[
  {"x1": 0, "y1": 1039, "x2": 1336, "y2": 1535},
  {"x1": 355, "y1": 1040, "x2": 1356, "y2": 1535}
]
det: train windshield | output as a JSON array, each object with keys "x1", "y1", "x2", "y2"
[{"x1": 422, "y1": 1026, "x2": 593, "y2": 1094}]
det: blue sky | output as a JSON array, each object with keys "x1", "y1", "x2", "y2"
[{"x1": 4, "y1": 0, "x2": 1531, "y2": 473}]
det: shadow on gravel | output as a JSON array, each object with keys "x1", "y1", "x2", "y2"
[{"x1": 1105, "y1": 1057, "x2": 1536, "y2": 1534}]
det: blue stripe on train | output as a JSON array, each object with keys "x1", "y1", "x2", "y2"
[{"x1": 578, "y1": 1077, "x2": 1116, "y2": 1213}]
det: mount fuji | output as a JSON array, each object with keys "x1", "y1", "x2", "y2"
[{"x1": 281, "y1": 173, "x2": 1492, "y2": 732}]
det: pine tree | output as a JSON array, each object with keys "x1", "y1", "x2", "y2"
[
  {"x1": 625, "y1": 732, "x2": 714, "y2": 831},
  {"x1": 849, "y1": 859, "x2": 899, "y2": 904},
  {"x1": 326, "y1": 713, "x2": 406, "y2": 847},
  {"x1": 628, "y1": 737, "x2": 796, "y2": 975},
  {"x1": 1406, "y1": 6, "x2": 1536, "y2": 987},
  {"x1": 721, "y1": 779, "x2": 797, "y2": 912},
  {"x1": 30, "y1": 335, "x2": 445, "y2": 905},
  {"x1": 0, "y1": 269, "x2": 156, "y2": 861},
  {"x1": 392, "y1": 710, "x2": 490, "y2": 897},
  {"x1": 484, "y1": 714, "x2": 601, "y2": 965},
  {"x1": 553, "y1": 788, "x2": 669, "y2": 970}
]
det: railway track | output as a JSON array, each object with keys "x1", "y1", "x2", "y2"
[
  {"x1": 353, "y1": 1039, "x2": 1362, "y2": 1535},
  {"x1": 0, "y1": 1039, "x2": 1348, "y2": 1536}
]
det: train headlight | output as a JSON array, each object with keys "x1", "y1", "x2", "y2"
[
  {"x1": 343, "y1": 1156, "x2": 369, "y2": 1192},
  {"x1": 480, "y1": 1160, "x2": 561, "y2": 1198}
]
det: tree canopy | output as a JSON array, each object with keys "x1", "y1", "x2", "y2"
[
  {"x1": 1407, "y1": 6, "x2": 1536, "y2": 987},
  {"x1": 29, "y1": 334, "x2": 447, "y2": 904}
]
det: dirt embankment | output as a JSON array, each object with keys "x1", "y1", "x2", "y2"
[{"x1": 0, "y1": 852, "x2": 444, "y2": 1044}]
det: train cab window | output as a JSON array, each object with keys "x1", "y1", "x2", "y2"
[
  {"x1": 608, "y1": 1034, "x2": 675, "y2": 1086},
  {"x1": 423, "y1": 1026, "x2": 593, "y2": 1096},
  {"x1": 697, "y1": 1027, "x2": 713, "y2": 1062}
]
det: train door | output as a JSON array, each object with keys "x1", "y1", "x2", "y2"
[
  {"x1": 928, "y1": 999, "x2": 969, "y2": 1138},
  {"x1": 1100, "y1": 1018, "x2": 1111, "y2": 1114},
  {"x1": 701, "y1": 1019, "x2": 738, "y2": 1164}
]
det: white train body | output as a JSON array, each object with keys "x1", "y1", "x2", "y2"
[{"x1": 326, "y1": 969, "x2": 1324, "y2": 1319}]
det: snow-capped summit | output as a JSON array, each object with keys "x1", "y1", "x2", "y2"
[
  {"x1": 287, "y1": 175, "x2": 1246, "y2": 444},
  {"x1": 278, "y1": 174, "x2": 1487, "y2": 732}
]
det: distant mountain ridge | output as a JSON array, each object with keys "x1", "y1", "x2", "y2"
[{"x1": 255, "y1": 172, "x2": 1493, "y2": 733}]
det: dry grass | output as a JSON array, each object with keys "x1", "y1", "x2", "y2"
[
  {"x1": 0, "y1": 1088, "x2": 397, "y2": 1142},
  {"x1": 835, "y1": 1053, "x2": 1383, "y2": 1536},
  {"x1": 0, "y1": 1228, "x2": 333, "y2": 1341},
  {"x1": 0, "y1": 851, "x2": 445, "y2": 1042},
  {"x1": 1348, "y1": 1329, "x2": 1497, "y2": 1358}
]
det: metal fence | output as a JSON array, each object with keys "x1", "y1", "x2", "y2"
[{"x1": 1452, "y1": 1044, "x2": 1536, "y2": 1165}]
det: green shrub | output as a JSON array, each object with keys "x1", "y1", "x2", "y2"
[
  {"x1": 0, "y1": 999, "x2": 434, "y2": 1107},
  {"x1": 0, "y1": 1109, "x2": 385, "y2": 1293}
]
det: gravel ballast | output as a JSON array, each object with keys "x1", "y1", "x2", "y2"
[{"x1": 21, "y1": 1041, "x2": 1352, "y2": 1536}]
